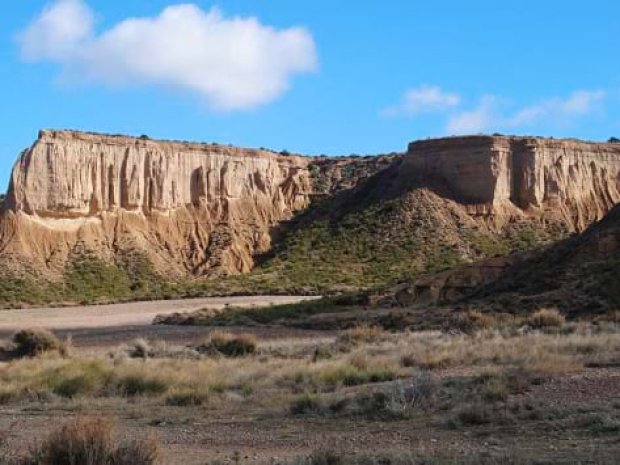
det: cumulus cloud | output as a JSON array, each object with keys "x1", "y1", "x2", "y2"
[
  {"x1": 382, "y1": 85, "x2": 460, "y2": 117},
  {"x1": 18, "y1": 0, "x2": 318, "y2": 110},
  {"x1": 446, "y1": 90, "x2": 606, "y2": 135},
  {"x1": 506, "y1": 90, "x2": 606, "y2": 127},
  {"x1": 446, "y1": 95, "x2": 497, "y2": 134}
]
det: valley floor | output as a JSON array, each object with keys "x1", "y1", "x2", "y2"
[{"x1": 0, "y1": 302, "x2": 618, "y2": 464}]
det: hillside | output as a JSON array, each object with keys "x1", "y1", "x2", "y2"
[
  {"x1": 0, "y1": 131, "x2": 619, "y2": 306},
  {"x1": 467, "y1": 203, "x2": 620, "y2": 316},
  {"x1": 244, "y1": 135, "x2": 620, "y2": 293}
]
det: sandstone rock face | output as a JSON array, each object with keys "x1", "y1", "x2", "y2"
[
  {"x1": 2, "y1": 130, "x2": 315, "y2": 277},
  {"x1": 1, "y1": 131, "x2": 619, "y2": 281},
  {"x1": 8, "y1": 130, "x2": 311, "y2": 218},
  {"x1": 406, "y1": 136, "x2": 620, "y2": 230}
]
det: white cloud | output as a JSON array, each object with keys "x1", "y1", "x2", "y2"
[
  {"x1": 382, "y1": 85, "x2": 460, "y2": 117},
  {"x1": 18, "y1": 0, "x2": 318, "y2": 110},
  {"x1": 506, "y1": 90, "x2": 605, "y2": 127},
  {"x1": 446, "y1": 95, "x2": 497, "y2": 134},
  {"x1": 19, "y1": 0, "x2": 94, "y2": 61},
  {"x1": 446, "y1": 90, "x2": 606, "y2": 135}
]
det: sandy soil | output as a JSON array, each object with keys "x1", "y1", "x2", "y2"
[
  {"x1": 0, "y1": 296, "x2": 316, "y2": 332},
  {"x1": 0, "y1": 296, "x2": 320, "y2": 350}
]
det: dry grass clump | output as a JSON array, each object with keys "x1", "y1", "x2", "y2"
[
  {"x1": 127, "y1": 338, "x2": 153, "y2": 359},
  {"x1": 452, "y1": 310, "x2": 498, "y2": 333},
  {"x1": 9, "y1": 329, "x2": 69, "y2": 358},
  {"x1": 195, "y1": 331, "x2": 257, "y2": 357},
  {"x1": 338, "y1": 325, "x2": 388, "y2": 344},
  {"x1": 290, "y1": 393, "x2": 324, "y2": 415},
  {"x1": 21, "y1": 417, "x2": 158, "y2": 465},
  {"x1": 165, "y1": 388, "x2": 210, "y2": 407},
  {"x1": 525, "y1": 308, "x2": 565, "y2": 329}
]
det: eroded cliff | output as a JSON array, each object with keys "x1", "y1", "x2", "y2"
[
  {"x1": 406, "y1": 136, "x2": 620, "y2": 230},
  {"x1": 1, "y1": 130, "x2": 316, "y2": 277},
  {"x1": 1, "y1": 131, "x2": 619, "y2": 292},
  {"x1": 0, "y1": 130, "x2": 391, "y2": 280}
]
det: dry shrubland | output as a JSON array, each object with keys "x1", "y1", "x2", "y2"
[
  {"x1": 0, "y1": 319, "x2": 618, "y2": 464},
  {"x1": 0, "y1": 320, "x2": 617, "y2": 408}
]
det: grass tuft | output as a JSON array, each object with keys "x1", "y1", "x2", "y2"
[
  {"x1": 195, "y1": 331, "x2": 257, "y2": 357},
  {"x1": 10, "y1": 329, "x2": 69, "y2": 358}
]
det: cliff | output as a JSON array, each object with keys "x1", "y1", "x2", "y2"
[
  {"x1": 0, "y1": 131, "x2": 619, "y2": 288},
  {"x1": 0, "y1": 130, "x2": 387, "y2": 279},
  {"x1": 406, "y1": 136, "x2": 620, "y2": 230}
]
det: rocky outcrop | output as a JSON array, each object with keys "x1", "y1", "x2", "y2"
[
  {"x1": 0, "y1": 130, "x2": 390, "y2": 279},
  {"x1": 406, "y1": 136, "x2": 620, "y2": 230},
  {"x1": 1, "y1": 131, "x2": 619, "y2": 284},
  {"x1": 1, "y1": 130, "x2": 317, "y2": 277}
]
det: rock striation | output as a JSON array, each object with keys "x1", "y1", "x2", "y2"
[
  {"x1": 0, "y1": 130, "x2": 389, "y2": 279},
  {"x1": 0, "y1": 130, "x2": 619, "y2": 282},
  {"x1": 1, "y1": 130, "x2": 316, "y2": 277},
  {"x1": 406, "y1": 136, "x2": 620, "y2": 230}
]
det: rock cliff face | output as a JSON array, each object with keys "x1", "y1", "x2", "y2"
[
  {"x1": 0, "y1": 130, "x2": 392, "y2": 279},
  {"x1": 1, "y1": 130, "x2": 317, "y2": 277},
  {"x1": 406, "y1": 136, "x2": 620, "y2": 230},
  {"x1": 1, "y1": 131, "x2": 619, "y2": 283}
]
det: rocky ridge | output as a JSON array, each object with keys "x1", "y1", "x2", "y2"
[
  {"x1": 0, "y1": 130, "x2": 388, "y2": 279},
  {"x1": 0, "y1": 130, "x2": 619, "y2": 292}
]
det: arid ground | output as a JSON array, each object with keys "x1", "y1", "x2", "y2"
[{"x1": 0, "y1": 300, "x2": 618, "y2": 465}]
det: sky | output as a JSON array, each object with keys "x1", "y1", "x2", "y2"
[{"x1": 1, "y1": 1, "x2": 619, "y2": 189}]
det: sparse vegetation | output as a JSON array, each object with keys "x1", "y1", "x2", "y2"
[
  {"x1": 525, "y1": 308, "x2": 565, "y2": 329},
  {"x1": 9, "y1": 329, "x2": 69, "y2": 358},
  {"x1": 194, "y1": 331, "x2": 257, "y2": 357},
  {"x1": 14, "y1": 417, "x2": 158, "y2": 465},
  {"x1": 0, "y1": 323, "x2": 618, "y2": 463}
]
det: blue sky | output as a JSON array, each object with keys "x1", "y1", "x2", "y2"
[{"x1": 1, "y1": 1, "x2": 619, "y2": 189}]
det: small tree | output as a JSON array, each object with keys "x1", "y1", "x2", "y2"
[{"x1": 608, "y1": 137, "x2": 620, "y2": 143}]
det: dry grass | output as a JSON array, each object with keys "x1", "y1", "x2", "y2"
[
  {"x1": 13, "y1": 417, "x2": 158, "y2": 465},
  {"x1": 525, "y1": 308, "x2": 565, "y2": 329},
  {"x1": 0, "y1": 325, "x2": 617, "y2": 408},
  {"x1": 338, "y1": 325, "x2": 389, "y2": 344},
  {"x1": 8, "y1": 329, "x2": 70, "y2": 358},
  {"x1": 195, "y1": 331, "x2": 257, "y2": 357}
]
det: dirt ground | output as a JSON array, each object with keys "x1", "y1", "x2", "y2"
[
  {"x1": 0, "y1": 299, "x2": 618, "y2": 464},
  {"x1": 0, "y1": 296, "x2": 320, "y2": 350}
]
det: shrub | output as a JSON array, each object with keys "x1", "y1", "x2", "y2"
[
  {"x1": 338, "y1": 325, "x2": 387, "y2": 344},
  {"x1": 526, "y1": 308, "x2": 565, "y2": 329},
  {"x1": 26, "y1": 417, "x2": 158, "y2": 465},
  {"x1": 290, "y1": 393, "x2": 324, "y2": 415},
  {"x1": 165, "y1": 390, "x2": 209, "y2": 407},
  {"x1": 11, "y1": 329, "x2": 69, "y2": 358},
  {"x1": 312, "y1": 346, "x2": 333, "y2": 362},
  {"x1": 195, "y1": 331, "x2": 257, "y2": 357},
  {"x1": 128, "y1": 338, "x2": 152, "y2": 359},
  {"x1": 114, "y1": 374, "x2": 169, "y2": 396},
  {"x1": 401, "y1": 354, "x2": 450, "y2": 370},
  {"x1": 304, "y1": 449, "x2": 344, "y2": 465},
  {"x1": 451, "y1": 403, "x2": 494, "y2": 426},
  {"x1": 452, "y1": 310, "x2": 497, "y2": 333}
]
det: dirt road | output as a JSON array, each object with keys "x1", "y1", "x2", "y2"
[{"x1": 0, "y1": 296, "x2": 319, "y2": 348}]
